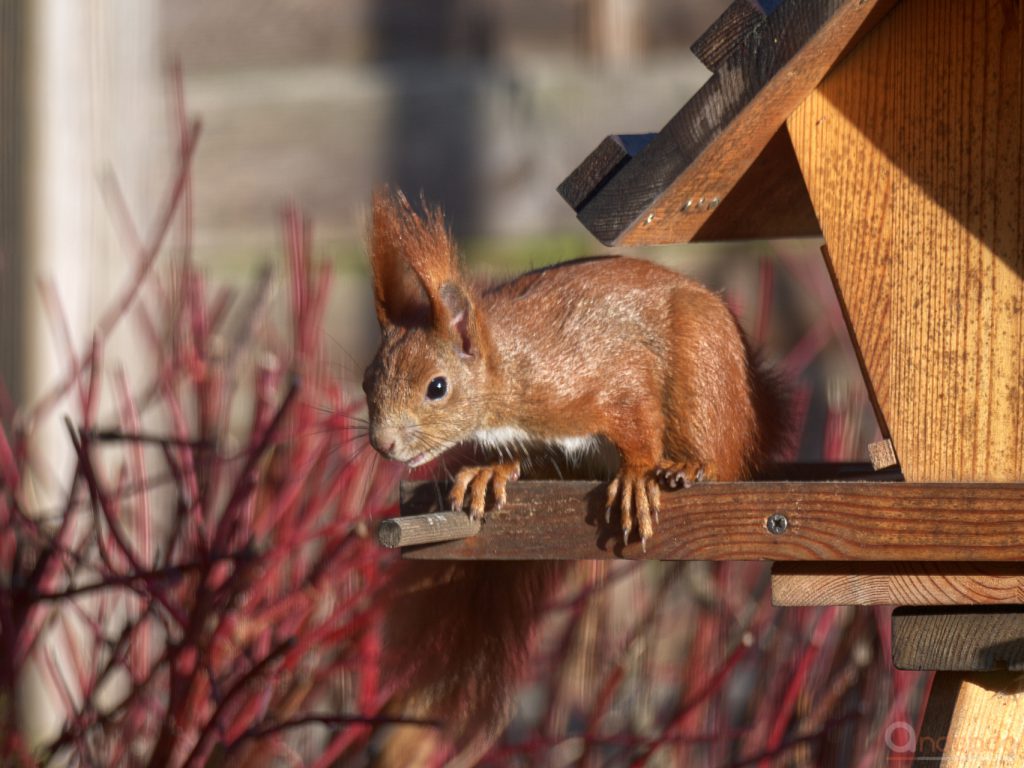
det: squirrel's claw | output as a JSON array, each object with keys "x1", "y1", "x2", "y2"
[
  {"x1": 449, "y1": 471, "x2": 472, "y2": 514},
  {"x1": 605, "y1": 474, "x2": 620, "y2": 524},
  {"x1": 468, "y1": 469, "x2": 493, "y2": 520},
  {"x1": 449, "y1": 461, "x2": 520, "y2": 520},
  {"x1": 606, "y1": 469, "x2": 659, "y2": 549},
  {"x1": 491, "y1": 464, "x2": 519, "y2": 509},
  {"x1": 656, "y1": 461, "x2": 712, "y2": 492},
  {"x1": 620, "y1": 478, "x2": 633, "y2": 541}
]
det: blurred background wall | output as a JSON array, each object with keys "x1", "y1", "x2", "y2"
[{"x1": 160, "y1": 0, "x2": 729, "y2": 254}]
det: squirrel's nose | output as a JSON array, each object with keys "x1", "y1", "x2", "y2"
[{"x1": 370, "y1": 426, "x2": 399, "y2": 458}]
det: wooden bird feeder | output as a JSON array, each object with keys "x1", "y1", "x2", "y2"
[{"x1": 380, "y1": 0, "x2": 1024, "y2": 761}]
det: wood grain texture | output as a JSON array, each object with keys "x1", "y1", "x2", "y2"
[
  {"x1": 867, "y1": 438, "x2": 898, "y2": 471},
  {"x1": 377, "y1": 512, "x2": 481, "y2": 548},
  {"x1": 690, "y1": 124, "x2": 820, "y2": 241},
  {"x1": 893, "y1": 608, "x2": 1024, "y2": 671},
  {"x1": 398, "y1": 480, "x2": 1024, "y2": 561},
  {"x1": 787, "y1": 0, "x2": 1024, "y2": 483},
  {"x1": 914, "y1": 672, "x2": 1024, "y2": 766},
  {"x1": 570, "y1": 0, "x2": 897, "y2": 245},
  {"x1": 557, "y1": 133, "x2": 654, "y2": 212},
  {"x1": 772, "y1": 563, "x2": 1024, "y2": 606},
  {"x1": 690, "y1": 0, "x2": 765, "y2": 72}
]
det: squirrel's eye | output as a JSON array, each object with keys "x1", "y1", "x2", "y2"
[{"x1": 426, "y1": 376, "x2": 448, "y2": 401}]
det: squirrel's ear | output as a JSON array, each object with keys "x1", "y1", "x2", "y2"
[
  {"x1": 438, "y1": 282, "x2": 480, "y2": 358},
  {"x1": 370, "y1": 189, "x2": 432, "y2": 328}
]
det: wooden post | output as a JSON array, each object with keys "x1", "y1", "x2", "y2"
[
  {"x1": 914, "y1": 673, "x2": 1024, "y2": 766},
  {"x1": 786, "y1": 0, "x2": 1023, "y2": 761},
  {"x1": 19, "y1": 0, "x2": 162, "y2": 751},
  {"x1": 786, "y1": 0, "x2": 1023, "y2": 483},
  {"x1": 580, "y1": 0, "x2": 644, "y2": 66}
]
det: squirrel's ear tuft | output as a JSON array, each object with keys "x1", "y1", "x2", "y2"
[
  {"x1": 369, "y1": 188, "x2": 432, "y2": 328},
  {"x1": 369, "y1": 187, "x2": 470, "y2": 333}
]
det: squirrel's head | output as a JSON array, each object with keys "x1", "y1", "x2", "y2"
[{"x1": 362, "y1": 189, "x2": 492, "y2": 466}]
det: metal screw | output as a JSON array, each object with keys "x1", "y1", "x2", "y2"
[{"x1": 766, "y1": 513, "x2": 788, "y2": 535}]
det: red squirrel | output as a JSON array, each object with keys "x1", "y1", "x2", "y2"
[{"x1": 363, "y1": 189, "x2": 787, "y2": 763}]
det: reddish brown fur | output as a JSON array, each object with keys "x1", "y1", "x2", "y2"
[
  {"x1": 477, "y1": 257, "x2": 765, "y2": 478},
  {"x1": 364, "y1": 190, "x2": 788, "y2": 764}
]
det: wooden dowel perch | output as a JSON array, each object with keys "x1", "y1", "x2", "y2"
[{"x1": 377, "y1": 512, "x2": 481, "y2": 549}]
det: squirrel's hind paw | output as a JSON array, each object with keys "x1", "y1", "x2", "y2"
[
  {"x1": 450, "y1": 461, "x2": 521, "y2": 520},
  {"x1": 605, "y1": 469, "x2": 660, "y2": 551}
]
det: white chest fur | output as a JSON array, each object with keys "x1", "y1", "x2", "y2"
[{"x1": 471, "y1": 427, "x2": 599, "y2": 461}]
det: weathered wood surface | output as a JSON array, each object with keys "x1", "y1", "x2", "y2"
[
  {"x1": 690, "y1": 0, "x2": 765, "y2": 72},
  {"x1": 773, "y1": 563, "x2": 1024, "y2": 606},
  {"x1": 787, "y1": 0, "x2": 1024, "y2": 483},
  {"x1": 377, "y1": 511, "x2": 481, "y2": 548},
  {"x1": 893, "y1": 608, "x2": 1024, "y2": 671},
  {"x1": 398, "y1": 480, "x2": 1024, "y2": 561},
  {"x1": 560, "y1": 0, "x2": 897, "y2": 245},
  {"x1": 867, "y1": 438, "x2": 898, "y2": 471},
  {"x1": 557, "y1": 133, "x2": 654, "y2": 212}
]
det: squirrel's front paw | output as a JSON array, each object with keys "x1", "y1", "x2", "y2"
[
  {"x1": 655, "y1": 460, "x2": 715, "y2": 490},
  {"x1": 605, "y1": 468, "x2": 660, "y2": 552},
  {"x1": 450, "y1": 461, "x2": 521, "y2": 521}
]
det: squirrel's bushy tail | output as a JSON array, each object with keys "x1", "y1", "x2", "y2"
[
  {"x1": 747, "y1": 347, "x2": 794, "y2": 475},
  {"x1": 373, "y1": 560, "x2": 567, "y2": 766}
]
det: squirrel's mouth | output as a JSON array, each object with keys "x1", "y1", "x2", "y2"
[{"x1": 406, "y1": 447, "x2": 446, "y2": 468}]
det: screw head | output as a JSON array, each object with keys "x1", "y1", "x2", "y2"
[{"x1": 766, "y1": 513, "x2": 788, "y2": 535}]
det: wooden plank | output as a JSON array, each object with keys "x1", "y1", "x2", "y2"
[
  {"x1": 690, "y1": 124, "x2": 820, "y2": 240},
  {"x1": 690, "y1": 0, "x2": 765, "y2": 72},
  {"x1": 787, "y1": 0, "x2": 1024, "y2": 483},
  {"x1": 568, "y1": 0, "x2": 897, "y2": 245},
  {"x1": 893, "y1": 609, "x2": 1024, "y2": 671},
  {"x1": 557, "y1": 133, "x2": 654, "y2": 212},
  {"x1": 867, "y1": 439, "x2": 898, "y2": 471},
  {"x1": 399, "y1": 480, "x2": 1024, "y2": 561},
  {"x1": 913, "y1": 672, "x2": 1024, "y2": 766},
  {"x1": 772, "y1": 563, "x2": 1024, "y2": 606}
]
